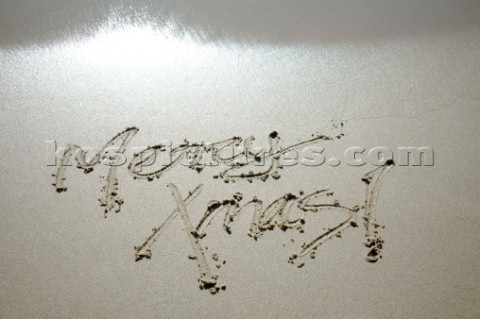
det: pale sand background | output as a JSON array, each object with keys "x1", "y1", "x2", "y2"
[{"x1": 1, "y1": 1, "x2": 479, "y2": 318}]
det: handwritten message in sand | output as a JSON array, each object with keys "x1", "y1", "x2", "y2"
[{"x1": 51, "y1": 126, "x2": 394, "y2": 294}]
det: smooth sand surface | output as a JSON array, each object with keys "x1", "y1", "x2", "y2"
[{"x1": 1, "y1": 1, "x2": 479, "y2": 318}]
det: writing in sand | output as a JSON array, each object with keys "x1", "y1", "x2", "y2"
[{"x1": 51, "y1": 126, "x2": 394, "y2": 294}]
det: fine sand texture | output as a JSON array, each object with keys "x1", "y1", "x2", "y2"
[{"x1": 1, "y1": 1, "x2": 479, "y2": 318}]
